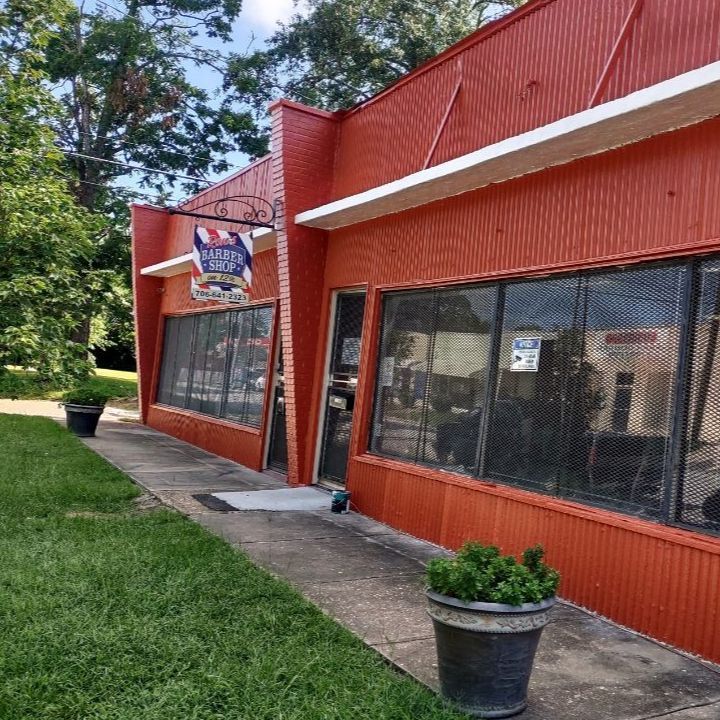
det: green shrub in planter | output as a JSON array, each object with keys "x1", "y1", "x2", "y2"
[
  {"x1": 426, "y1": 543, "x2": 560, "y2": 718},
  {"x1": 61, "y1": 387, "x2": 111, "y2": 437},
  {"x1": 61, "y1": 387, "x2": 111, "y2": 408},
  {"x1": 427, "y1": 542, "x2": 560, "y2": 605}
]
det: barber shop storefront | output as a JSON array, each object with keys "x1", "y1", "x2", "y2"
[{"x1": 133, "y1": 0, "x2": 720, "y2": 665}]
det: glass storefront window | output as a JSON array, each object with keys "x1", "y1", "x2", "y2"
[
  {"x1": 486, "y1": 275, "x2": 580, "y2": 494},
  {"x1": 679, "y1": 259, "x2": 720, "y2": 533},
  {"x1": 368, "y1": 257, "x2": 720, "y2": 535},
  {"x1": 156, "y1": 305, "x2": 273, "y2": 428},
  {"x1": 370, "y1": 285, "x2": 497, "y2": 472}
]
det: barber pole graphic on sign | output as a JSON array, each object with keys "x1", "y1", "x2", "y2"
[{"x1": 191, "y1": 226, "x2": 253, "y2": 303}]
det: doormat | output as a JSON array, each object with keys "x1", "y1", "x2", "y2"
[
  {"x1": 192, "y1": 494, "x2": 239, "y2": 512},
  {"x1": 212, "y1": 487, "x2": 330, "y2": 512}
]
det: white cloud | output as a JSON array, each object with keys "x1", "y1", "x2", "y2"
[{"x1": 241, "y1": 0, "x2": 299, "y2": 33}]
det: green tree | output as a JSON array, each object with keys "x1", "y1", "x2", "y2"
[
  {"x1": 43, "y1": 0, "x2": 266, "y2": 356},
  {"x1": 227, "y1": 0, "x2": 527, "y2": 113},
  {"x1": 47, "y1": 0, "x2": 264, "y2": 207},
  {"x1": 0, "y1": 0, "x2": 100, "y2": 385}
]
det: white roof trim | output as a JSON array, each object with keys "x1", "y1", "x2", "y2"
[
  {"x1": 295, "y1": 61, "x2": 720, "y2": 231},
  {"x1": 139, "y1": 229, "x2": 277, "y2": 277},
  {"x1": 250, "y1": 226, "x2": 277, "y2": 253},
  {"x1": 140, "y1": 254, "x2": 192, "y2": 277}
]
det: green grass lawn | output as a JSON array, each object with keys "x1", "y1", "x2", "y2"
[
  {"x1": 0, "y1": 368, "x2": 138, "y2": 408},
  {"x1": 0, "y1": 415, "x2": 461, "y2": 720}
]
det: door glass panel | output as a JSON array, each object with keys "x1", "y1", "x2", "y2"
[
  {"x1": 268, "y1": 345, "x2": 288, "y2": 472},
  {"x1": 319, "y1": 292, "x2": 366, "y2": 483}
]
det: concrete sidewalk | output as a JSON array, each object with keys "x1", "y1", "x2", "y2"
[{"x1": 8, "y1": 405, "x2": 720, "y2": 720}]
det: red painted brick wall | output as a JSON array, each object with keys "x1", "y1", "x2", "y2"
[{"x1": 270, "y1": 100, "x2": 340, "y2": 484}]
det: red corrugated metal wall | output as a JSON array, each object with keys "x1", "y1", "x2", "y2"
[
  {"x1": 314, "y1": 119, "x2": 720, "y2": 663},
  {"x1": 349, "y1": 457, "x2": 720, "y2": 661},
  {"x1": 163, "y1": 156, "x2": 273, "y2": 259},
  {"x1": 131, "y1": 206, "x2": 169, "y2": 421},
  {"x1": 326, "y1": 119, "x2": 720, "y2": 289},
  {"x1": 132, "y1": 156, "x2": 280, "y2": 471},
  {"x1": 329, "y1": 0, "x2": 720, "y2": 200}
]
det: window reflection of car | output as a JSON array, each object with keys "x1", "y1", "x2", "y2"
[
  {"x1": 586, "y1": 431, "x2": 666, "y2": 501},
  {"x1": 435, "y1": 400, "x2": 524, "y2": 470}
]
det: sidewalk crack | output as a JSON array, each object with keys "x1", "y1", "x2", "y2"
[{"x1": 638, "y1": 698, "x2": 720, "y2": 720}]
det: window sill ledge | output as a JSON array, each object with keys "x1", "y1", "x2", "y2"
[{"x1": 150, "y1": 403, "x2": 263, "y2": 436}]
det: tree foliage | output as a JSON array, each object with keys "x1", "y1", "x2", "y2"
[
  {"x1": 42, "y1": 0, "x2": 264, "y2": 360},
  {"x1": 0, "y1": 0, "x2": 100, "y2": 385},
  {"x1": 47, "y1": 0, "x2": 265, "y2": 205},
  {"x1": 227, "y1": 0, "x2": 527, "y2": 113}
]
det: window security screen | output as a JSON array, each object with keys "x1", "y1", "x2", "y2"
[
  {"x1": 370, "y1": 284, "x2": 497, "y2": 473},
  {"x1": 319, "y1": 292, "x2": 367, "y2": 482},
  {"x1": 370, "y1": 258, "x2": 720, "y2": 536},
  {"x1": 156, "y1": 305, "x2": 273, "y2": 428},
  {"x1": 679, "y1": 258, "x2": 720, "y2": 533}
]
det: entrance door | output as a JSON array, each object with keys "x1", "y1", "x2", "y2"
[
  {"x1": 318, "y1": 291, "x2": 367, "y2": 484},
  {"x1": 267, "y1": 347, "x2": 288, "y2": 472}
]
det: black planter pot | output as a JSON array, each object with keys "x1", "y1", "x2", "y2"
[
  {"x1": 64, "y1": 404, "x2": 105, "y2": 437},
  {"x1": 427, "y1": 590, "x2": 555, "y2": 718}
]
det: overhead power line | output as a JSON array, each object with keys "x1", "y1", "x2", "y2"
[
  {"x1": 59, "y1": 149, "x2": 214, "y2": 185},
  {"x1": 73, "y1": 130, "x2": 242, "y2": 169},
  {"x1": 62, "y1": 174, "x2": 184, "y2": 205}
]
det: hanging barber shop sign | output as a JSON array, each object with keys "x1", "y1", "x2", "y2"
[{"x1": 191, "y1": 226, "x2": 253, "y2": 303}]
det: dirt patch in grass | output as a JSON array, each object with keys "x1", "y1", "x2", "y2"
[
  {"x1": 132, "y1": 492, "x2": 163, "y2": 512},
  {"x1": 64, "y1": 494, "x2": 162, "y2": 519}
]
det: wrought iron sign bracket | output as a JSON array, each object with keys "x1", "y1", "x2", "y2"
[{"x1": 168, "y1": 195, "x2": 276, "y2": 229}]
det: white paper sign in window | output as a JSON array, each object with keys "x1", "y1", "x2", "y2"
[{"x1": 510, "y1": 337, "x2": 541, "y2": 372}]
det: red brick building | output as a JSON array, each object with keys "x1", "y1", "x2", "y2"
[{"x1": 132, "y1": 0, "x2": 720, "y2": 664}]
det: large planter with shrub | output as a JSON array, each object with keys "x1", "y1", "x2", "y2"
[
  {"x1": 61, "y1": 389, "x2": 110, "y2": 438},
  {"x1": 426, "y1": 543, "x2": 559, "y2": 718}
]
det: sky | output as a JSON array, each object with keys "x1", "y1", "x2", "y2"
[{"x1": 181, "y1": 0, "x2": 302, "y2": 185}]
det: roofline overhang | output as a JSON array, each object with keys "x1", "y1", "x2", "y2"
[{"x1": 295, "y1": 61, "x2": 720, "y2": 231}]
